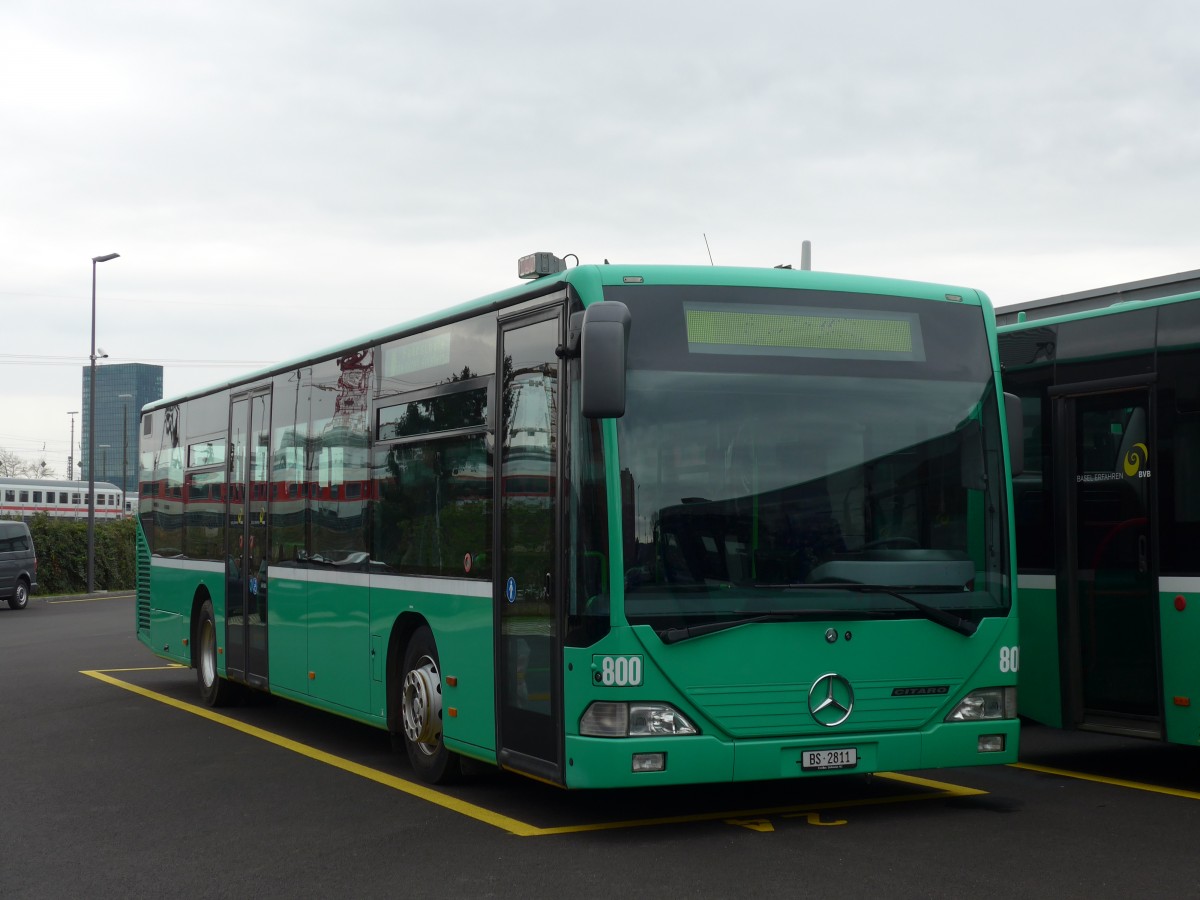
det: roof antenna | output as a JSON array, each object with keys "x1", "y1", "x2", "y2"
[
  {"x1": 703, "y1": 233, "x2": 715, "y2": 266},
  {"x1": 801, "y1": 240, "x2": 812, "y2": 271}
]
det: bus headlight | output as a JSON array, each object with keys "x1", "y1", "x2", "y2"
[
  {"x1": 580, "y1": 702, "x2": 699, "y2": 737},
  {"x1": 945, "y1": 687, "x2": 1017, "y2": 721}
]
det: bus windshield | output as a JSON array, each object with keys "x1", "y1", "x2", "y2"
[{"x1": 609, "y1": 285, "x2": 1009, "y2": 634}]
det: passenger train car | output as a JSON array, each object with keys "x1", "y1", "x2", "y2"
[{"x1": 0, "y1": 478, "x2": 126, "y2": 520}]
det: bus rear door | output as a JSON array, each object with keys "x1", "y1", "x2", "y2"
[
  {"x1": 1055, "y1": 384, "x2": 1161, "y2": 737},
  {"x1": 226, "y1": 387, "x2": 272, "y2": 690}
]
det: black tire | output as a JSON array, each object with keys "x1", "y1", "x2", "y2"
[
  {"x1": 8, "y1": 578, "x2": 29, "y2": 610},
  {"x1": 398, "y1": 625, "x2": 461, "y2": 784},
  {"x1": 196, "y1": 599, "x2": 236, "y2": 707}
]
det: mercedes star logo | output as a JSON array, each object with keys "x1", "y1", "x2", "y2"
[{"x1": 808, "y1": 673, "x2": 854, "y2": 727}]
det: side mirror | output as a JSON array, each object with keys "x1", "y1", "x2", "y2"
[
  {"x1": 581, "y1": 301, "x2": 631, "y2": 418},
  {"x1": 1004, "y1": 392, "x2": 1024, "y2": 477}
]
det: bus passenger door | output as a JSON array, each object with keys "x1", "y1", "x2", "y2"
[
  {"x1": 226, "y1": 388, "x2": 272, "y2": 690},
  {"x1": 495, "y1": 309, "x2": 564, "y2": 783},
  {"x1": 1057, "y1": 387, "x2": 1160, "y2": 736}
]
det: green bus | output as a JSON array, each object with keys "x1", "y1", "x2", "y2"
[
  {"x1": 136, "y1": 255, "x2": 1021, "y2": 788},
  {"x1": 999, "y1": 286, "x2": 1200, "y2": 743}
]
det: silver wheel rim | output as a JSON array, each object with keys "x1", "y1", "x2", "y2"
[
  {"x1": 200, "y1": 618, "x2": 216, "y2": 688},
  {"x1": 14, "y1": 583, "x2": 27, "y2": 607},
  {"x1": 401, "y1": 654, "x2": 443, "y2": 757}
]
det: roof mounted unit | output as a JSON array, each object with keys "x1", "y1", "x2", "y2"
[{"x1": 518, "y1": 252, "x2": 567, "y2": 280}]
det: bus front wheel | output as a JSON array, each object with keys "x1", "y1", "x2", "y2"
[
  {"x1": 196, "y1": 600, "x2": 237, "y2": 707},
  {"x1": 399, "y1": 626, "x2": 461, "y2": 784}
]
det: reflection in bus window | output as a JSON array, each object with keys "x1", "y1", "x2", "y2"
[
  {"x1": 373, "y1": 434, "x2": 492, "y2": 578},
  {"x1": 309, "y1": 352, "x2": 372, "y2": 565},
  {"x1": 185, "y1": 470, "x2": 225, "y2": 561}
]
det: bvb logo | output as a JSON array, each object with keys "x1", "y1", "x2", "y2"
[{"x1": 1123, "y1": 442, "x2": 1149, "y2": 477}]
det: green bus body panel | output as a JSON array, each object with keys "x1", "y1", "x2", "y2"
[
  {"x1": 563, "y1": 721, "x2": 1018, "y2": 789},
  {"x1": 305, "y1": 578, "x2": 371, "y2": 712},
  {"x1": 267, "y1": 572, "x2": 309, "y2": 694},
  {"x1": 369, "y1": 580, "x2": 495, "y2": 753},
  {"x1": 1015, "y1": 583, "x2": 1063, "y2": 728},
  {"x1": 1018, "y1": 582, "x2": 1200, "y2": 744},
  {"x1": 1160, "y1": 588, "x2": 1200, "y2": 744},
  {"x1": 138, "y1": 559, "x2": 224, "y2": 668},
  {"x1": 137, "y1": 554, "x2": 1019, "y2": 788},
  {"x1": 149, "y1": 608, "x2": 188, "y2": 660},
  {"x1": 625, "y1": 619, "x2": 1014, "y2": 737},
  {"x1": 1017, "y1": 585, "x2": 1200, "y2": 748},
  {"x1": 559, "y1": 616, "x2": 1019, "y2": 789},
  {"x1": 134, "y1": 542, "x2": 498, "y2": 750}
]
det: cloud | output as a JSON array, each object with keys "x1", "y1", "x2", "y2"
[{"x1": 2, "y1": 0, "x2": 1198, "y2": 473}]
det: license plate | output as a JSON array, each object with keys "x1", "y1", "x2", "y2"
[{"x1": 801, "y1": 747, "x2": 858, "y2": 771}]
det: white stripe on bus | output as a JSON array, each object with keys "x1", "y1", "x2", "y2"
[
  {"x1": 1020, "y1": 573, "x2": 1200, "y2": 595},
  {"x1": 151, "y1": 558, "x2": 225, "y2": 574},
  {"x1": 149, "y1": 557, "x2": 491, "y2": 597},
  {"x1": 1159, "y1": 576, "x2": 1200, "y2": 594},
  {"x1": 1017, "y1": 573, "x2": 1056, "y2": 591}
]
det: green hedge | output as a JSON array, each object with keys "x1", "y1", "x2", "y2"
[{"x1": 24, "y1": 516, "x2": 137, "y2": 595}]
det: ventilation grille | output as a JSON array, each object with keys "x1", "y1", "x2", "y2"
[{"x1": 135, "y1": 526, "x2": 151, "y2": 633}]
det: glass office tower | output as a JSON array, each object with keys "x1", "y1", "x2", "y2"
[{"x1": 81, "y1": 363, "x2": 164, "y2": 493}]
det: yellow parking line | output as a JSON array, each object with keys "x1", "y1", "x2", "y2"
[
  {"x1": 83, "y1": 666, "x2": 987, "y2": 836},
  {"x1": 534, "y1": 776, "x2": 984, "y2": 836},
  {"x1": 1012, "y1": 762, "x2": 1200, "y2": 800},
  {"x1": 82, "y1": 667, "x2": 542, "y2": 836}
]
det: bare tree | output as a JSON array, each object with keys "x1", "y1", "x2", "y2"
[
  {"x1": 0, "y1": 448, "x2": 25, "y2": 477},
  {"x1": 30, "y1": 457, "x2": 57, "y2": 479},
  {"x1": 0, "y1": 449, "x2": 57, "y2": 479}
]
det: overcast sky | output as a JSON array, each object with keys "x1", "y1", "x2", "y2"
[{"x1": 2, "y1": 0, "x2": 1197, "y2": 477}]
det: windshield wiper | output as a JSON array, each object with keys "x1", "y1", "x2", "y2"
[
  {"x1": 658, "y1": 609, "x2": 884, "y2": 644},
  {"x1": 754, "y1": 583, "x2": 979, "y2": 637},
  {"x1": 656, "y1": 584, "x2": 979, "y2": 644}
]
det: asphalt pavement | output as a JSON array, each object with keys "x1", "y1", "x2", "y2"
[{"x1": 3, "y1": 593, "x2": 1199, "y2": 899}]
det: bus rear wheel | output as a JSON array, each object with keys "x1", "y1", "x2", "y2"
[
  {"x1": 399, "y1": 626, "x2": 461, "y2": 784},
  {"x1": 196, "y1": 599, "x2": 237, "y2": 707}
]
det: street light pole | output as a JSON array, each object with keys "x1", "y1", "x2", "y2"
[
  {"x1": 88, "y1": 252, "x2": 120, "y2": 594},
  {"x1": 67, "y1": 411, "x2": 79, "y2": 480}
]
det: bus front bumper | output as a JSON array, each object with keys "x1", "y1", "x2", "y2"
[{"x1": 562, "y1": 720, "x2": 1018, "y2": 789}]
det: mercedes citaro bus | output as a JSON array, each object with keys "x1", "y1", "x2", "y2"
[{"x1": 135, "y1": 253, "x2": 1021, "y2": 788}]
